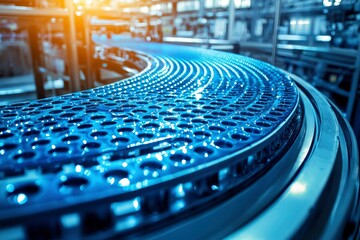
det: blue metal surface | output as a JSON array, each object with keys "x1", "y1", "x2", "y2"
[{"x1": 0, "y1": 42, "x2": 300, "y2": 235}]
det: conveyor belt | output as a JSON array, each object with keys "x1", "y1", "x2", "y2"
[{"x1": 0, "y1": 41, "x2": 358, "y2": 239}]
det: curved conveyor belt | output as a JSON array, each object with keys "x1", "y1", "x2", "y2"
[{"x1": 0, "y1": 41, "x2": 358, "y2": 239}]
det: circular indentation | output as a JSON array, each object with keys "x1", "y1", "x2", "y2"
[
  {"x1": 192, "y1": 118, "x2": 208, "y2": 124},
  {"x1": 214, "y1": 140, "x2": 233, "y2": 149},
  {"x1": 148, "y1": 105, "x2": 161, "y2": 109},
  {"x1": 231, "y1": 134, "x2": 249, "y2": 141},
  {"x1": 264, "y1": 116, "x2": 278, "y2": 122},
  {"x1": 194, "y1": 131, "x2": 211, "y2": 138},
  {"x1": 7, "y1": 182, "x2": 40, "y2": 205},
  {"x1": 13, "y1": 152, "x2": 36, "y2": 160},
  {"x1": 203, "y1": 106, "x2": 216, "y2": 110},
  {"x1": 60, "y1": 176, "x2": 88, "y2": 190},
  {"x1": 91, "y1": 131, "x2": 108, "y2": 137},
  {"x1": 140, "y1": 161, "x2": 163, "y2": 170},
  {"x1": 173, "y1": 108, "x2": 186, "y2": 112},
  {"x1": 159, "y1": 111, "x2": 174, "y2": 116},
  {"x1": 0, "y1": 143, "x2": 17, "y2": 150},
  {"x1": 244, "y1": 127, "x2": 262, "y2": 134},
  {"x1": 194, "y1": 146, "x2": 214, "y2": 157},
  {"x1": 82, "y1": 142, "x2": 101, "y2": 150},
  {"x1": 117, "y1": 127, "x2": 134, "y2": 133},
  {"x1": 143, "y1": 123, "x2": 160, "y2": 129},
  {"x1": 170, "y1": 153, "x2": 191, "y2": 163},
  {"x1": 78, "y1": 124, "x2": 93, "y2": 129},
  {"x1": 241, "y1": 111, "x2": 255, "y2": 117},
  {"x1": 52, "y1": 127, "x2": 69, "y2": 133},
  {"x1": 49, "y1": 147, "x2": 69, "y2": 155},
  {"x1": 138, "y1": 133, "x2": 154, "y2": 139},
  {"x1": 90, "y1": 115, "x2": 106, "y2": 120},
  {"x1": 221, "y1": 120, "x2": 237, "y2": 127},
  {"x1": 209, "y1": 126, "x2": 226, "y2": 132},
  {"x1": 32, "y1": 139, "x2": 50, "y2": 147},
  {"x1": 101, "y1": 121, "x2": 116, "y2": 126},
  {"x1": 212, "y1": 111, "x2": 227, "y2": 117},
  {"x1": 39, "y1": 116, "x2": 53, "y2": 121},
  {"x1": 44, "y1": 121, "x2": 57, "y2": 127},
  {"x1": 269, "y1": 111, "x2": 283, "y2": 117},
  {"x1": 104, "y1": 170, "x2": 130, "y2": 186},
  {"x1": 72, "y1": 107, "x2": 84, "y2": 111},
  {"x1": 111, "y1": 137, "x2": 129, "y2": 144},
  {"x1": 49, "y1": 110, "x2": 63, "y2": 114},
  {"x1": 203, "y1": 115, "x2": 216, "y2": 119},
  {"x1": 3, "y1": 113, "x2": 17, "y2": 118},
  {"x1": 181, "y1": 113, "x2": 196, "y2": 118},
  {"x1": 23, "y1": 130, "x2": 40, "y2": 137},
  {"x1": 256, "y1": 121, "x2": 271, "y2": 128}
]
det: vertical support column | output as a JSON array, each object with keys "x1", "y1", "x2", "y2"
[
  {"x1": 199, "y1": 0, "x2": 205, "y2": 18},
  {"x1": 346, "y1": 38, "x2": 360, "y2": 120},
  {"x1": 28, "y1": 25, "x2": 45, "y2": 99},
  {"x1": 271, "y1": 0, "x2": 281, "y2": 65},
  {"x1": 64, "y1": 0, "x2": 81, "y2": 92},
  {"x1": 228, "y1": 0, "x2": 235, "y2": 40},
  {"x1": 84, "y1": 14, "x2": 93, "y2": 89}
]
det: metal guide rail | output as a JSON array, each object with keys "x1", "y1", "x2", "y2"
[{"x1": 0, "y1": 42, "x2": 358, "y2": 239}]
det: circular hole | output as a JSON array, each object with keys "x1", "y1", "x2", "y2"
[
  {"x1": 78, "y1": 124, "x2": 93, "y2": 129},
  {"x1": 256, "y1": 121, "x2": 271, "y2": 128},
  {"x1": 194, "y1": 131, "x2": 211, "y2": 138},
  {"x1": 194, "y1": 146, "x2": 214, "y2": 156},
  {"x1": 148, "y1": 105, "x2": 162, "y2": 109},
  {"x1": 3, "y1": 113, "x2": 17, "y2": 118},
  {"x1": 49, "y1": 110, "x2": 63, "y2": 114},
  {"x1": 164, "y1": 117, "x2": 178, "y2": 122},
  {"x1": 72, "y1": 107, "x2": 84, "y2": 111},
  {"x1": 117, "y1": 127, "x2": 134, "y2": 133},
  {"x1": 192, "y1": 109, "x2": 207, "y2": 114},
  {"x1": 101, "y1": 121, "x2": 116, "y2": 126},
  {"x1": 138, "y1": 133, "x2": 154, "y2": 139},
  {"x1": 82, "y1": 142, "x2": 101, "y2": 150},
  {"x1": 32, "y1": 139, "x2": 50, "y2": 147},
  {"x1": 192, "y1": 118, "x2": 208, "y2": 124},
  {"x1": 39, "y1": 116, "x2": 53, "y2": 121},
  {"x1": 52, "y1": 127, "x2": 69, "y2": 133},
  {"x1": 241, "y1": 111, "x2": 255, "y2": 117},
  {"x1": 62, "y1": 135, "x2": 80, "y2": 142},
  {"x1": 209, "y1": 126, "x2": 225, "y2": 132},
  {"x1": 222, "y1": 120, "x2": 237, "y2": 127},
  {"x1": 178, "y1": 123, "x2": 193, "y2": 129},
  {"x1": 122, "y1": 104, "x2": 137, "y2": 108},
  {"x1": 202, "y1": 106, "x2": 216, "y2": 110},
  {"x1": 214, "y1": 140, "x2": 233, "y2": 149},
  {"x1": 91, "y1": 131, "x2": 108, "y2": 137},
  {"x1": 7, "y1": 182, "x2": 40, "y2": 205},
  {"x1": 0, "y1": 143, "x2": 17, "y2": 150},
  {"x1": 111, "y1": 137, "x2": 129, "y2": 144},
  {"x1": 91, "y1": 115, "x2": 106, "y2": 120},
  {"x1": 143, "y1": 123, "x2": 160, "y2": 129},
  {"x1": 23, "y1": 130, "x2": 40, "y2": 137},
  {"x1": 181, "y1": 113, "x2": 196, "y2": 118},
  {"x1": 13, "y1": 152, "x2": 36, "y2": 160},
  {"x1": 0, "y1": 132, "x2": 14, "y2": 139},
  {"x1": 104, "y1": 169, "x2": 130, "y2": 186},
  {"x1": 44, "y1": 121, "x2": 57, "y2": 127},
  {"x1": 160, "y1": 128, "x2": 176, "y2": 134},
  {"x1": 124, "y1": 118, "x2": 140, "y2": 123},
  {"x1": 269, "y1": 111, "x2": 283, "y2": 117},
  {"x1": 203, "y1": 115, "x2": 216, "y2": 119},
  {"x1": 143, "y1": 115, "x2": 158, "y2": 120},
  {"x1": 140, "y1": 161, "x2": 163, "y2": 170},
  {"x1": 274, "y1": 107, "x2": 286, "y2": 112},
  {"x1": 170, "y1": 153, "x2": 191, "y2": 163},
  {"x1": 173, "y1": 108, "x2": 186, "y2": 112},
  {"x1": 231, "y1": 134, "x2": 249, "y2": 141},
  {"x1": 173, "y1": 137, "x2": 192, "y2": 145},
  {"x1": 60, "y1": 113, "x2": 75, "y2": 118},
  {"x1": 264, "y1": 116, "x2": 278, "y2": 122},
  {"x1": 212, "y1": 111, "x2": 227, "y2": 117},
  {"x1": 244, "y1": 127, "x2": 261, "y2": 134},
  {"x1": 49, "y1": 147, "x2": 69, "y2": 155},
  {"x1": 68, "y1": 118, "x2": 82, "y2": 124},
  {"x1": 60, "y1": 176, "x2": 88, "y2": 190},
  {"x1": 159, "y1": 111, "x2": 174, "y2": 116}
]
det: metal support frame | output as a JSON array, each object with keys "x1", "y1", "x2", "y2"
[
  {"x1": 84, "y1": 15, "x2": 94, "y2": 89},
  {"x1": 28, "y1": 25, "x2": 45, "y2": 99},
  {"x1": 227, "y1": 0, "x2": 235, "y2": 41},
  {"x1": 64, "y1": 0, "x2": 81, "y2": 92},
  {"x1": 271, "y1": 0, "x2": 281, "y2": 65},
  {"x1": 0, "y1": 5, "x2": 68, "y2": 17}
]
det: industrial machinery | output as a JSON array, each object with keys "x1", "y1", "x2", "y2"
[{"x1": 0, "y1": 42, "x2": 358, "y2": 239}]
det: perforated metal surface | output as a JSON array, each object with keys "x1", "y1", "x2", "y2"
[{"x1": 0, "y1": 43, "x2": 300, "y2": 236}]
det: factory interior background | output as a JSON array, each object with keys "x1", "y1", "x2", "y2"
[{"x1": 0, "y1": 0, "x2": 360, "y2": 239}]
